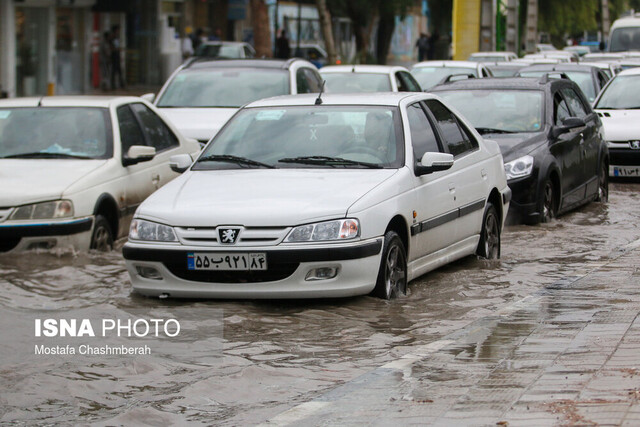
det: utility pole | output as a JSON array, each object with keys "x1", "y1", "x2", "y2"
[
  {"x1": 602, "y1": 0, "x2": 610, "y2": 49},
  {"x1": 505, "y1": 0, "x2": 519, "y2": 54},
  {"x1": 524, "y1": 0, "x2": 538, "y2": 53}
]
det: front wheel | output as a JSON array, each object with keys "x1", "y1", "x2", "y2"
[
  {"x1": 539, "y1": 179, "x2": 557, "y2": 223},
  {"x1": 372, "y1": 231, "x2": 407, "y2": 300},
  {"x1": 90, "y1": 215, "x2": 114, "y2": 251},
  {"x1": 596, "y1": 160, "x2": 609, "y2": 203},
  {"x1": 477, "y1": 203, "x2": 500, "y2": 259}
]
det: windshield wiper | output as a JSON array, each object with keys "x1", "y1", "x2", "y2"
[
  {"x1": 1, "y1": 152, "x2": 91, "y2": 159},
  {"x1": 278, "y1": 155, "x2": 383, "y2": 169},
  {"x1": 197, "y1": 154, "x2": 275, "y2": 168},
  {"x1": 475, "y1": 127, "x2": 518, "y2": 135}
]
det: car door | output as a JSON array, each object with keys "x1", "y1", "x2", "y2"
[
  {"x1": 549, "y1": 90, "x2": 584, "y2": 209},
  {"x1": 561, "y1": 86, "x2": 601, "y2": 198},
  {"x1": 406, "y1": 102, "x2": 459, "y2": 259},
  {"x1": 424, "y1": 99, "x2": 488, "y2": 243}
]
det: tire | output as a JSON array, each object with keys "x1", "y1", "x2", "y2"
[
  {"x1": 539, "y1": 179, "x2": 557, "y2": 223},
  {"x1": 477, "y1": 203, "x2": 500, "y2": 259},
  {"x1": 90, "y1": 215, "x2": 114, "y2": 251},
  {"x1": 596, "y1": 160, "x2": 609, "y2": 203},
  {"x1": 372, "y1": 231, "x2": 407, "y2": 300}
]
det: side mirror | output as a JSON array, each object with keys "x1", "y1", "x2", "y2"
[
  {"x1": 170, "y1": 153, "x2": 193, "y2": 173},
  {"x1": 415, "y1": 152, "x2": 454, "y2": 176},
  {"x1": 123, "y1": 145, "x2": 156, "y2": 166},
  {"x1": 140, "y1": 93, "x2": 155, "y2": 103},
  {"x1": 551, "y1": 117, "x2": 586, "y2": 138}
]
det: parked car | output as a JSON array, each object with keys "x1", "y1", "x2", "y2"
[
  {"x1": 608, "y1": 14, "x2": 640, "y2": 52},
  {"x1": 517, "y1": 63, "x2": 610, "y2": 104},
  {"x1": 523, "y1": 52, "x2": 577, "y2": 63},
  {"x1": 192, "y1": 41, "x2": 255, "y2": 60},
  {"x1": 485, "y1": 62, "x2": 528, "y2": 77},
  {"x1": 579, "y1": 61, "x2": 621, "y2": 79},
  {"x1": 143, "y1": 58, "x2": 323, "y2": 145},
  {"x1": 411, "y1": 60, "x2": 493, "y2": 90},
  {"x1": 123, "y1": 92, "x2": 511, "y2": 299},
  {"x1": 468, "y1": 51, "x2": 518, "y2": 62},
  {"x1": 292, "y1": 43, "x2": 339, "y2": 68},
  {"x1": 563, "y1": 45, "x2": 591, "y2": 57},
  {"x1": 320, "y1": 65, "x2": 422, "y2": 93},
  {"x1": 0, "y1": 96, "x2": 201, "y2": 252},
  {"x1": 431, "y1": 76, "x2": 608, "y2": 224},
  {"x1": 581, "y1": 52, "x2": 625, "y2": 62},
  {"x1": 593, "y1": 68, "x2": 640, "y2": 178}
]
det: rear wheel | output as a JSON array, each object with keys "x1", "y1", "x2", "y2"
[
  {"x1": 372, "y1": 231, "x2": 407, "y2": 300},
  {"x1": 90, "y1": 215, "x2": 114, "y2": 251},
  {"x1": 477, "y1": 203, "x2": 500, "y2": 259},
  {"x1": 540, "y1": 179, "x2": 557, "y2": 223},
  {"x1": 596, "y1": 160, "x2": 609, "y2": 203}
]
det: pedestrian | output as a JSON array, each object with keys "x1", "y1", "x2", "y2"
[
  {"x1": 275, "y1": 29, "x2": 291, "y2": 59},
  {"x1": 110, "y1": 25, "x2": 125, "y2": 90},
  {"x1": 99, "y1": 31, "x2": 112, "y2": 91},
  {"x1": 182, "y1": 27, "x2": 194, "y2": 59},
  {"x1": 209, "y1": 28, "x2": 222, "y2": 41},
  {"x1": 191, "y1": 28, "x2": 204, "y2": 51},
  {"x1": 416, "y1": 32, "x2": 430, "y2": 62},
  {"x1": 428, "y1": 30, "x2": 439, "y2": 60}
]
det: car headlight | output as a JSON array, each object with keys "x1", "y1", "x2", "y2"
[
  {"x1": 286, "y1": 219, "x2": 359, "y2": 242},
  {"x1": 129, "y1": 219, "x2": 177, "y2": 242},
  {"x1": 504, "y1": 155, "x2": 534, "y2": 180},
  {"x1": 10, "y1": 200, "x2": 74, "y2": 220}
]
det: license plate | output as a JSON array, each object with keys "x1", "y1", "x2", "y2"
[
  {"x1": 612, "y1": 166, "x2": 640, "y2": 177},
  {"x1": 187, "y1": 252, "x2": 267, "y2": 271}
]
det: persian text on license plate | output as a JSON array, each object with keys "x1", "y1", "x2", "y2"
[
  {"x1": 613, "y1": 166, "x2": 640, "y2": 177},
  {"x1": 187, "y1": 253, "x2": 267, "y2": 271}
]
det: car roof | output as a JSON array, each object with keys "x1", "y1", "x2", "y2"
[
  {"x1": 184, "y1": 58, "x2": 310, "y2": 70},
  {"x1": 428, "y1": 76, "x2": 558, "y2": 91},
  {"x1": 0, "y1": 96, "x2": 140, "y2": 108},
  {"x1": 469, "y1": 51, "x2": 516, "y2": 56},
  {"x1": 320, "y1": 65, "x2": 407, "y2": 74},
  {"x1": 412, "y1": 60, "x2": 479, "y2": 69},
  {"x1": 518, "y1": 63, "x2": 598, "y2": 72},
  {"x1": 617, "y1": 67, "x2": 640, "y2": 76},
  {"x1": 245, "y1": 92, "x2": 434, "y2": 108}
]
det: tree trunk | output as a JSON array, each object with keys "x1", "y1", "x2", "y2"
[
  {"x1": 525, "y1": 0, "x2": 538, "y2": 53},
  {"x1": 376, "y1": 14, "x2": 395, "y2": 64},
  {"x1": 316, "y1": 0, "x2": 338, "y2": 64},
  {"x1": 250, "y1": 0, "x2": 272, "y2": 58}
]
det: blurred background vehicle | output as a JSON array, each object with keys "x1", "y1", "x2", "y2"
[
  {"x1": 320, "y1": 65, "x2": 421, "y2": 93},
  {"x1": 411, "y1": 60, "x2": 492, "y2": 90}
]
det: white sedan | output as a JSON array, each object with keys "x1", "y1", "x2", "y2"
[
  {"x1": 593, "y1": 68, "x2": 640, "y2": 177},
  {"x1": 320, "y1": 65, "x2": 422, "y2": 92},
  {"x1": 123, "y1": 93, "x2": 511, "y2": 299},
  {"x1": 411, "y1": 60, "x2": 493, "y2": 90},
  {"x1": 0, "y1": 96, "x2": 201, "y2": 252}
]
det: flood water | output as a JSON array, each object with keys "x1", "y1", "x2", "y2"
[{"x1": 1, "y1": 181, "x2": 639, "y2": 425}]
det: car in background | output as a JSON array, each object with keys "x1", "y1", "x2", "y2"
[
  {"x1": 523, "y1": 51, "x2": 578, "y2": 63},
  {"x1": 536, "y1": 43, "x2": 557, "y2": 52},
  {"x1": 614, "y1": 58, "x2": 640, "y2": 71},
  {"x1": 320, "y1": 65, "x2": 422, "y2": 93},
  {"x1": 292, "y1": 44, "x2": 338, "y2": 68},
  {"x1": 192, "y1": 41, "x2": 255, "y2": 60},
  {"x1": 123, "y1": 92, "x2": 510, "y2": 300},
  {"x1": 582, "y1": 52, "x2": 625, "y2": 62},
  {"x1": 485, "y1": 62, "x2": 528, "y2": 77},
  {"x1": 410, "y1": 60, "x2": 492, "y2": 90},
  {"x1": 593, "y1": 68, "x2": 640, "y2": 178},
  {"x1": 608, "y1": 14, "x2": 640, "y2": 52},
  {"x1": 517, "y1": 63, "x2": 610, "y2": 104},
  {"x1": 563, "y1": 45, "x2": 590, "y2": 57},
  {"x1": 431, "y1": 76, "x2": 608, "y2": 224},
  {"x1": 468, "y1": 51, "x2": 518, "y2": 62},
  {"x1": 0, "y1": 96, "x2": 201, "y2": 252},
  {"x1": 143, "y1": 58, "x2": 323, "y2": 145},
  {"x1": 579, "y1": 61, "x2": 621, "y2": 79}
]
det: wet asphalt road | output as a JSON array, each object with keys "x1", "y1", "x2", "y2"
[{"x1": 0, "y1": 180, "x2": 639, "y2": 425}]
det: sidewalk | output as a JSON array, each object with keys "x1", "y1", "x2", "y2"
[{"x1": 264, "y1": 240, "x2": 640, "y2": 426}]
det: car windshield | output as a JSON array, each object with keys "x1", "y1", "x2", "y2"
[
  {"x1": 595, "y1": 75, "x2": 640, "y2": 109},
  {"x1": 156, "y1": 69, "x2": 290, "y2": 108},
  {"x1": 322, "y1": 73, "x2": 392, "y2": 93},
  {"x1": 609, "y1": 27, "x2": 640, "y2": 52},
  {"x1": 0, "y1": 107, "x2": 111, "y2": 159},
  {"x1": 519, "y1": 70, "x2": 596, "y2": 101},
  {"x1": 436, "y1": 89, "x2": 544, "y2": 134},
  {"x1": 194, "y1": 44, "x2": 242, "y2": 58},
  {"x1": 411, "y1": 67, "x2": 477, "y2": 89},
  {"x1": 193, "y1": 106, "x2": 403, "y2": 169}
]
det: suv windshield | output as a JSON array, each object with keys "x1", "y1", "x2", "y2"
[
  {"x1": 193, "y1": 106, "x2": 403, "y2": 169},
  {"x1": 157, "y1": 69, "x2": 290, "y2": 108},
  {"x1": 0, "y1": 107, "x2": 111, "y2": 159},
  {"x1": 595, "y1": 75, "x2": 640, "y2": 109},
  {"x1": 322, "y1": 73, "x2": 392, "y2": 93},
  {"x1": 436, "y1": 89, "x2": 544, "y2": 133},
  {"x1": 411, "y1": 67, "x2": 477, "y2": 89},
  {"x1": 609, "y1": 27, "x2": 640, "y2": 52}
]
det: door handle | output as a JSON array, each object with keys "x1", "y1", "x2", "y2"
[
  {"x1": 481, "y1": 169, "x2": 488, "y2": 179},
  {"x1": 448, "y1": 184, "x2": 456, "y2": 193},
  {"x1": 152, "y1": 174, "x2": 160, "y2": 184}
]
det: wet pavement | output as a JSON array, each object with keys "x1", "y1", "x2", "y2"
[{"x1": 1, "y1": 180, "x2": 639, "y2": 425}]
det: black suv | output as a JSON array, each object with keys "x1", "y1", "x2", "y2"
[{"x1": 431, "y1": 76, "x2": 609, "y2": 224}]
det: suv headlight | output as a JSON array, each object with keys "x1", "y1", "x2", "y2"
[
  {"x1": 10, "y1": 200, "x2": 74, "y2": 220},
  {"x1": 286, "y1": 219, "x2": 359, "y2": 242},
  {"x1": 504, "y1": 155, "x2": 534, "y2": 180},
  {"x1": 129, "y1": 219, "x2": 177, "y2": 242}
]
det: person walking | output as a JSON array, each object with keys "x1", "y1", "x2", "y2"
[
  {"x1": 275, "y1": 29, "x2": 291, "y2": 59},
  {"x1": 99, "y1": 31, "x2": 112, "y2": 90},
  {"x1": 416, "y1": 33, "x2": 430, "y2": 62},
  {"x1": 110, "y1": 25, "x2": 125, "y2": 90}
]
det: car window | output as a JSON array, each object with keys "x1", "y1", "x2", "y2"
[
  {"x1": 130, "y1": 103, "x2": 179, "y2": 152},
  {"x1": 481, "y1": 67, "x2": 489, "y2": 77},
  {"x1": 296, "y1": 69, "x2": 311, "y2": 93},
  {"x1": 554, "y1": 92, "x2": 572, "y2": 125},
  {"x1": 597, "y1": 71, "x2": 608, "y2": 89},
  {"x1": 117, "y1": 105, "x2": 146, "y2": 155},
  {"x1": 398, "y1": 71, "x2": 422, "y2": 92},
  {"x1": 302, "y1": 68, "x2": 322, "y2": 92},
  {"x1": 243, "y1": 46, "x2": 254, "y2": 58},
  {"x1": 425, "y1": 99, "x2": 475, "y2": 157},
  {"x1": 395, "y1": 73, "x2": 407, "y2": 91},
  {"x1": 561, "y1": 88, "x2": 589, "y2": 118},
  {"x1": 407, "y1": 103, "x2": 441, "y2": 161}
]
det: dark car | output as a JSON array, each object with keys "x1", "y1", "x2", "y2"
[
  {"x1": 430, "y1": 76, "x2": 609, "y2": 224},
  {"x1": 517, "y1": 63, "x2": 610, "y2": 104}
]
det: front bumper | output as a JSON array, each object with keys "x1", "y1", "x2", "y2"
[
  {"x1": 504, "y1": 175, "x2": 540, "y2": 223},
  {"x1": 0, "y1": 217, "x2": 94, "y2": 252},
  {"x1": 123, "y1": 238, "x2": 384, "y2": 299}
]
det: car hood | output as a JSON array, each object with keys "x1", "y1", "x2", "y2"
[
  {"x1": 157, "y1": 108, "x2": 237, "y2": 142},
  {"x1": 137, "y1": 169, "x2": 398, "y2": 227},
  {"x1": 596, "y1": 109, "x2": 640, "y2": 141},
  {"x1": 0, "y1": 159, "x2": 107, "y2": 206},
  {"x1": 484, "y1": 131, "x2": 547, "y2": 162}
]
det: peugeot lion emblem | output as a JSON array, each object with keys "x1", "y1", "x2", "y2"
[
  {"x1": 219, "y1": 228, "x2": 240, "y2": 244},
  {"x1": 630, "y1": 141, "x2": 640, "y2": 150}
]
